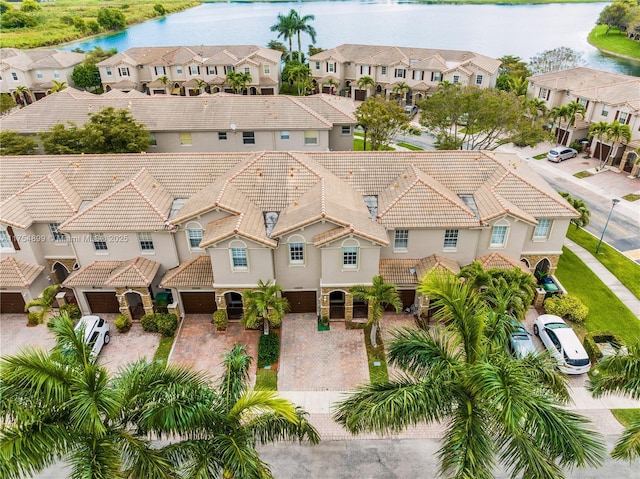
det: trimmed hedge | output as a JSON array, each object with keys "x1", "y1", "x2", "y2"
[
  {"x1": 140, "y1": 313, "x2": 158, "y2": 333},
  {"x1": 212, "y1": 310, "x2": 228, "y2": 331},
  {"x1": 141, "y1": 312, "x2": 178, "y2": 337},
  {"x1": 257, "y1": 333, "x2": 279, "y2": 368},
  {"x1": 583, "y1": 330, "x2": 625, "y2": 363},
  {"x1": 114, "y1": 314, "x2": 132, "y2": 333},
  {"x1": 544, "y1": 294, "x2": 589, "y2": 324}
]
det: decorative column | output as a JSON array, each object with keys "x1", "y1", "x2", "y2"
[
  {"x1": 345, "y1": 293, "x2": 353, "y2": 321},
  {"x1": 115, "y1": 287, "x2": 132, "y2": 321}
]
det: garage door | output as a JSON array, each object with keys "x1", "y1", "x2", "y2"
[
  {"x1": 354, "y1": 89, "x2": 366, "y2": 101},
  {"x1": 385, "y1": 290, "x2": 416, "y2": 311},
  {"x1": 85, "y1": 292, "x2": 120, "y2": 313},
  {"x1": 0, "y1": 292, "x2": 26, "y2": 314},
  {"x1": 282, "y1": 291, "x2": 317, "y2": 313},
  {"x1": 261, "y1": 88, "x2": 274, "y2": 95},
  {"x1": 181, "y1": 292, "x2": 217, "y2": 314}
]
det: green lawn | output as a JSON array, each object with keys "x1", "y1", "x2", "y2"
[
  {"x1": 573, "y1": 171, "x2": 593, "y2": 179},
  {"x1": 153, "y1": 336, "x2": 175, "y2": 365},
  {"x1": 611, "y1": 409, "x2": 640, "y2": 427},
  {"x1": 588, "y1": 25, "x2": 640, "y2": 60},
  {"x1": 255, "y1": 369, "x2": 278, "y2": 390},
  {"x1": 364, "y1": 324, "x2": 389, "y2": 383},
  {"x1": 555, "y1": 247, "x2": 640, "y2": 343},
  {"x1": 354, "y1": 138, "x2": 394, "y2": 151},
  {"x1": 397, "y1": 142, "x2": 424, "y2": 151},
  {"x1": 622, "y1": 193, "x2": 640, "y2": 202},
  {"x1": 566, "y1": 227, "x2": 640, "y2": 300},
  {"x1": 533, "y1": 153, "x2": 547, "y2": 160}
]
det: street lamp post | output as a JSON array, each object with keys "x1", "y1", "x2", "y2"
[{"x1": 595, "y1": 198, "x2": 620, "y2": 254}]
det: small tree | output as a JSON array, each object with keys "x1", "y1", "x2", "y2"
[
  {"x1": 49, "y1": 80, "x2": 67, "y2": 93},
  {"x1": 350, "y1": 275, "x2": 402, "y2": 347},
  {"x1": 0, "y1": 130, "x2": 36, "y2": 155},
  {"x1": 605, "y1": 120, "x2": 632, "y2": 166},
  {"x1": 41, "y1": 123, "x2": 84, "y2": 154},
  {"x1": 528, "y1": 47, "x2": 586, "y2": 75},
  {"x1": 559, "y1": 191, "x2": 591, "y2": 229},
  {"x1": 355, "y1": 95, "x2": 409, "y2": 151},
  {"x1": 225, "y1": 70, "x2": 252, "y2": 94},
  {"x1": 97, "y1": 7, "x2": 126, "y2": 31},
  {"x1": 242, "y1": 280, "x2": 290, "y2": 335},
  {"x1": 82, "y1": 107, "x2": 151, "y2": 153},
  {"x1": 24, "y1": 284, "x2": 60, "y2": 324},
  {"x1": 0, "y1": 92, "x2": 17, "y2": 114},
  {"x1": 71, "y1": 64, "x2": 102, "y2": 92}
]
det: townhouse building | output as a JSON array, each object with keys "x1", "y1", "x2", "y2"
[
  {"x1": 0, "y1": 89, "x2": 358, "y2": 152},
  {"x1": 96, "y1": 46, "x2": 282, "y2": 96},
  {"x1": 528, "y1": 67, "x2": 640, "y2": 173},
  {"x1": 308, "y1": 44, "x2": 500, "y2": 103},
  {"x1": 0, "y1": 48, "x2": 86, "y2": 103},
  {"x1": 0, "y1": 151, "x2": 577, "y2": 322}
]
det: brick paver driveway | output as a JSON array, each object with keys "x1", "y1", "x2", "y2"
[
  {"x1": 0, "y1": 314, "x2": 56, "y2": 357},
  {"x1": 170, "y1": 314, "x2": 260, "y2": 384},
  {"x1": 278, "y1": 313, "x2": 369, "y2": 391}
]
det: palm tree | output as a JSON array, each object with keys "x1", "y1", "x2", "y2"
[
  {"x1": 0, "y1": 312, "x2": 212, "y2": 478},
  {"x1": 14, "y1": 85, "x2": 31, "y2": 105},
  {"x1": 283, "y1": 61, "x2": 311, "y2": 96},
  {"x1": 270, "y1": 11, "x2": 296, "y2": 60},
  {"x1": 158, "y1": 75, "x2": 171, "y2": 94},
  {"x1": 334, "y1": 270, "x2": 605, "y2": 479},
  {"x1": 290, "y1": 10, "x2": 316, "y2": 62},
  {"x1": 605, "y1": 120, "x2": 632, "y2": 167},
  {"x1": 392, "y1": 81, "x2": 410, "y2": 104},
  {"x1": 559, "y1": 191, "x2": 591, "y2": 229},
  {"x1": 242, "y1": 279, "x2": 290, "y2": 335},
  {"x1": 49, "y1": 80, "x2": 67, "y2": 93},
  {"x1": 588, "y1": 121, "x2": 610, "y2": 168},
  {"x1": 23, "y1": 283, "x2": 60, "y2": 324},
  {"x1": 350, "y1": 275, "x2": 402, "y2": 347},
  {"x1": 193, "y1": 78, "x2": 207, "y2": 95},
  {"x1": 550, "y1": 105, "x2": 569, "y2": 144},
  {"x1": 506, "y1": 75, "x2": 528, "y2": 97},
  {"x1": 166, "y1": 344, "x2": 320, "y2": 477},
  {"x1": 525, "y1": 97, "x2": 548, "y2": 123},
  {"x1": 357, "y1": 75, "x2": 375, "y2": 99},
  {"x1": 226, "y1": 70, "x2": 252, "y2": 94},
  {"x1": 589, "y1": 341, "x2": 640, "y2": 461},
  {"x1": 562, "y1": 101, "x2": 586, "y2": 146},
  {"x1": 323, "y1": 77, "x2": 339, "y2": 95}
]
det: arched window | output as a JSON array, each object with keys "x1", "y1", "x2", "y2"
[
  {"x1": 287, "y1": 234, "x2": 305, "y2": 265},
  {"x1": 229, "y1": 240, "x2": 248, "y2": 271},
  {"x1": 186, "y1": 222, "x2": 203, "y2": 250},
  {"x1": 490, "y1": 219, "x2": 510, "y2": 248},
  {"x1": 341, "y1": 238, "x2": 360, "y2": 270}
]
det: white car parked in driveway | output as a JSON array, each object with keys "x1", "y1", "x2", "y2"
[
  {"x1": 533, "y1": 314, "x2": 590, "y2": 375},
  {"x1": 75, "y1": 315, "x2": 110, "y2": 357}
]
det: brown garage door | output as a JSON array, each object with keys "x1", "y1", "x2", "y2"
[
  {"x1": 85, "y1": 292, "x2": 119, "y2": 313},
  {"x1": 0, "y1": 292, "x2": 26, "y2": 314},
  {"x1": 261, "y1": 88, "x2": 274, "y2": 95},
  {"x1": 385, "y1": 290, "x2": 416, "y2": 311},
  {"x1": 354, "y1": 89, "x2": 366, "y2": 101},
  {"x1": 181, "y1": 292, "x2": 217, "y2": 314},
  {"x1": 282, "y1": 291, "x2": 317, "y2": 313}
]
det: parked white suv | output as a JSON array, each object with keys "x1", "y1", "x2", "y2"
[
  {"x1": 75, "y1": 315, "x2": 110, "y2": 357},
  {"x1": 533, "y1": 314, "x2": 590, "y2": 374}
]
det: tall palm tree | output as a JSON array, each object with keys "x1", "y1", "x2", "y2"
[
  {"x1": 323, "y1": 77, "x2": 339, "y2": 95},
  {"x1": 392, "y1": 81, "x2": 410, "y2": 104},
  {"x1": 562, "y1": 100, "x2": 586, "y2": 146},
  {"x1": 357, "y1": 75, "x2": 375, "y2": 98},
  {"x1": 525, "y1": 97, "x2": 548, "y2": 123},
  {"x1": 589, "y1": 341, "x2": 640, "y2": 461},
  {"x1": 270, "y1": 11, "x2": 296, "y2": 60},
  {"x1": 0, "y1": 312, "x2": 212, "y2": 478},
  {"x1": 549, "y1": 105, "x2": 569, "y2": 144},
  {"x1": 334, "y1": 270, "x2": 605, "y2": 478},
  {"x1": 588, "y1": 121, "x2": 610, "y2": 168},
  {"x1": 225, "y1": 70, "x2": 252, "y2": 94},
  {"x1": 350, "y1": 275, "x2": 402, "y2": 347},
  {"x1": 23, "y1": 283, "x2": 60, "y2": 324},
  {"x1": 161, "y1": 344, "x2": 320, "y2": 478},
  {"x1": 49, "y1": 80, "x2": 67, "y2": 93},
  {"x1": 193, "y1": 78, "x2": 207, "y2": 95},
  {"x1": 605, "y1": 120, "x2": 632, "y2": 167},
  {"x1": 559, "y1": 191, "x2": 591, "y2": 229},
  {"x1": 14, "y1": 85, "x2": 31, "y2": 105},
  {"x1": 290, "y1": 10, "x2": 316, "y2": 63},
  {"x1": 242, "y1": 279, "x2": 290, "y2": 335}
]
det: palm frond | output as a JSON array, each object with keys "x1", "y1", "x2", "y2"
[
  {"x1": 67, "y1": 434, "x2": 123, "y2": 479},
  {"x1": 611, "y1": 417, "x2": 640, "y2": 461},
  {"x1": 118, "y1": 430, "x2": 173, "y2": 479},
  {"x1": 219, "y1": 344, "x2": 252, "y2": 412},
  {"x1": 245, "y1": 406, "x2": 320, "y2": 445},
  {"x1": 589, "y1": 342, "x2": 640, "y2": 400},
  {"x1": 229, "y1": 390, "x2": 298, "y2": 423}
]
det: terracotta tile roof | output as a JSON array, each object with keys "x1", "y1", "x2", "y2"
[
  {"x1": 475, "y1": 253, "x2": 529, "y2": 272},
  {"x1": 0, "y1": 90, "x2": 356, "y2": 134},
  {"x1": 1, "y1": 48, "x2": 85, "y2": 70},
  {"x1": 59, "y1": 169, "x2": 174, "y2": 231},
  {"x1": 201, "y1": 207, "x2": 277, "y2": 249},
  {"x1": 377, "y1": 165, "x2": 478, "y2": 228},
  {"x1": 159, "y1": 255, "x2": 213, "y2": 287},
  {"x1": 63, "y1": 257, "x2": 160, "y2": 287},
  {"x1": 0, "y1": 256, "x2": 45, "y2": 287},
  {"x1": 0, "y1": 169, "x2": 81, "y2": 228},
  {"x1": 379, "y1": 258, "x2": 418, "y2": 285},
  {"x1": 415, "y1": 254, "x2": 460, "y2": 280}
]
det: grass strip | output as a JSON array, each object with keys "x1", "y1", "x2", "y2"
[
  {"x1": 622, "y1": 193, "x2": 639, "y2": 202},
  {"x1": 255, "y1": 369, "x2": 278, "y2": 390},
  {"x1": 611, "y1": 409, "x2": 640, "y2": 427},
  {"x1": 573, "y1": 171, "x2": 593, "y2": 179},
  {"x1": 364, "y1": 324, "x2": 389, "y2": 383},
  {"x1": 555, "y1": 246, "x2": 640, "y2": 342},
  {"x1": 153, "y1": 336, "x2": 175, "y2": 365},
  {"x1": 566, "y1": 227, "x2": 640, "y2": 300},
  {"x1": 533, "y1": 153, "x2": 547, "y2": 160},
  {"x1": 397, "y1": 142, "x2": 424, "y2": 151}
]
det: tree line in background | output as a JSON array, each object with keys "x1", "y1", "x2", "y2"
[{"x1": 597, "y1": 0, "x2": 640, "y2": 39}]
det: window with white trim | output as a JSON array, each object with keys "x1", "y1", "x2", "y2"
[
  {"x1": 432, "y1": 72, "x2": 441, "y2": 81},
  {"x1": 533, "y1": 219, "x2": 552, "y2": 240},
  {"x1": 244, "y1": 67, "x2": 250, "y2": 74},
  {"x1": 179, "y1": 132, "x2": 192, "y2": 146},
  {"x1": 36, "y1": 70, "x2": 43, "y2": 79},
  {"x1": 341, "y1": 126, "x2": 351, "y2": 135},
  {"x1": 453, "y1": 75, "x2": 460, "y2": 84},
  {"x1": 155, "y1": 66, "x2": 165, "y2": 75},
  {"x1": 304, "y1": 130, "x2": 318, "y2": 145},
  {"x1": 381, "y1": 66, "x2": 387, "y2": 75},
  {"x1": 231, "y1": 246, "x2": 248, "y2": 270},
  {"x1": 443, "y1": 229, "x2": 459, "y2": 249},
  {"x1": 288, "y1": 238, "x2": 305, "y2": 265},
  {"x1": 618, "y1": 111, "x2": 629, "y2": 124},
  {"x1": 315, "y1": 61, "x2": 320, "y2": 70},
  {"x1": 601, "y1": 106, "x2": 609, "y2": 117},
  {"x1": 105, "y1": 67, "x2": 112, "y2": 76},
  {"x1": 342, "y1": 246, "x2": 358, "y2": 269},
  {"x1": 118, "y1": 67, "x2": 130, "y2": 77},
  {"x1": 138, "y1": 232, "x2": 155, "y2": 252},
  {"x1": 189, "y1": 65, "x2": 200, "y2": 75},
  {"x1": 49, "y1": 223, "x2": 66, "y2": 242},
  {"x1": 394, "y1": 229, "x2": 409, "y2": 250},
  {"x1": 91, "y1": 233, "x2": 107, "y2": 251},
  {"x1": 538, "y1": 88, "x2": 548, "y2": 100},
  {"x1": 243, "y1": 131, "x2": 255, "y2": 145},
  {"x1": 53, "y1": 70, "x2": 60, "y2": 79},
  {"x1": 225, "y1": 65, "x2": 234, "y2": 74},
  {"x1": 490, "y1": 225, "x2": 509, "y2": 248},
  {"x1": 280, "y1": 131, "x2": 290, "y2": 140},
  {"x1": 263, "y1": 64, "x2": 270, "y2": 74},
  {"x1": 176, "y1": 66, "x2": 183, "y2": 74},
  {"x1": 11, "y1": 72, "x2": 18, "y2": 81},
  {"x1": 207, "y1": 66, "x2": 217, "y2": 75},
  {"x1": 218, "y1": 132, "x2": 227, "y2": 140},
  {"x1": 149, "y1": 133, "x2": 157, "y2": 146},
  {"x1": 475, "y1": 74, "x2": 483, "y2": 85},
  {"x1": 328, "y1": 63, "x2": 335, "y2": 73},
  {"x1": 394, "y1": 68, "x2": 406, "y2": 78},
  {"x1": 186, "y1": 225, "x2": 203, "y2": 249},
  {"x1": 0, "y1": 229, "x2": 13, "y2": 250}
]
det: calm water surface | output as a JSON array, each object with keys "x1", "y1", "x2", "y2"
[{"x1": 64, "y1": 1, "x2": 640, "y2": 76}]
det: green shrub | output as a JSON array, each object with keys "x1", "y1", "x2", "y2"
[
  {"x1": 72, "y1": 16, "x2": 86, "y2": 31},
  {"x1": 157, "y1": 313, "x2": 178, "y2": 337},
  {"x1": 153, "y1": 4, "x2": 166, "y2": 15},
  {"x1": 114, "y1": 314, "x2": 132, "y2": 333},
  {"x1": 27, "y1": 312, "x2": 39, "y2": 326},
  {"x1": 321, "y1": 315, "x2": 329, "y2": 326},
  {"x1": 140, "y1": 313, "x2": 158, "y2": 333},
  {"x1": 543, "y1": 294, "x2": 589, "y2": 324},
  {"x1": 0, "y1": 2, "x2": 11, "y2": 15},
  {"x1": 59, "y1": 303, "x2": 81, "y2": 321},
  {"x1": 212, "y1": 310, "x2": 228, "y2": 331},
  {"x1": 257, "y1": 333, "x2": 280, "y2": 368},
  {"x1": 86, "y1": 20, "x2": 100, "y2": 34},
  {"x1": 1, "y1": 10, "x2": 39, "y2": 28},
  {"x1": 569, "y1": 141, "x2": 583, "y2": 153},
  {"x1": 20, "y1": 0, "x2": 40, "y2": 13},
  {"x1": 583, "y1": 330, "x2": 625, "y2": 363}
]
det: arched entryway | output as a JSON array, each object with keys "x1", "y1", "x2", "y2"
[
  {"x1": 353, "y1": 297, "x2": 368, "y2": 319},
  {"x1": 249, "y1": 86, "x2": 257, "y2": 95},
  {"x1": 329, "y1": 291, "x2": 345, "y2": 319},
  {"x1": 126, "y1": 291, "x2": 144, "y2": 320},
  {"x1": 225, "y1": 292, "x2": 244, "y2": 319},
  {"x1": 534, "y1": 258, "x2": 551, "y2": 280},
  {"x1": 52, "y1": 261, "x2": 70, "y2": 283}
]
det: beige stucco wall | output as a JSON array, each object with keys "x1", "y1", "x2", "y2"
[
  {"x1": 380, "y1": 228, "x2": 479, "y2": 266},
  {"x1": 209, "y1": 238, "x2": 275, "y2": 287},
  {"x1": 521, "y1": 218, "x2": 570, "y2": 256},
  {"x1": 328, "y1": 126, "x2": 354, "y2": 151},
  {"x1": 319, "y1": 238, "x2": 381, "y2": 286},
  {"x1": 0, "y1": 224, "x2": 42, "y2": 265},
  {"x1": 475, "y1": 217, "x2": 530, "y2": 260},
  {"x1": 172, "y1": 209, "x2": 230, "y2": 262}
]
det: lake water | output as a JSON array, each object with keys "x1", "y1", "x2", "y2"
[{"x1": 64, "y1": 1, "x2": 640, "y2": 76}]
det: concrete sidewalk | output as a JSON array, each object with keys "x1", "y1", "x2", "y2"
[{"x1": 564, "y1": 239, "x2": 640, "y2": 319}]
